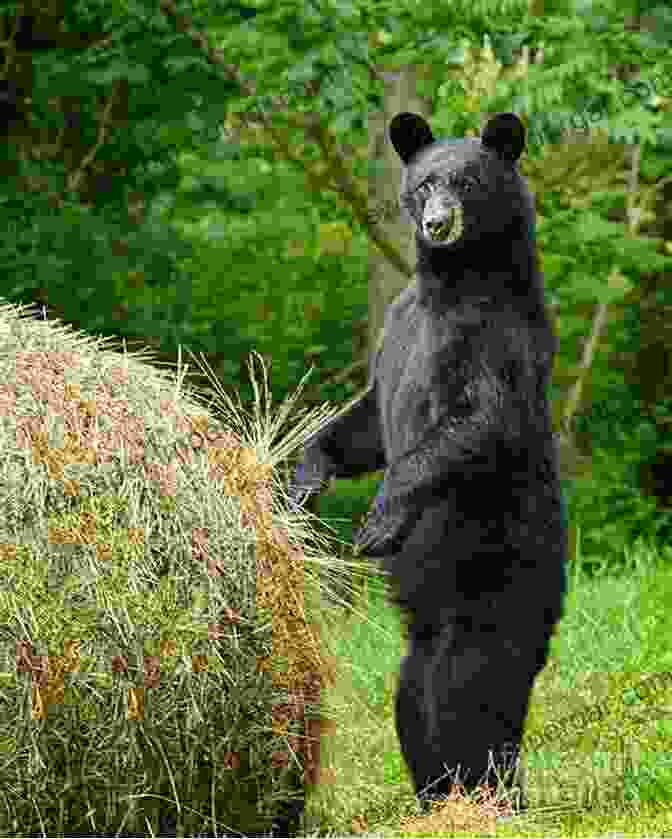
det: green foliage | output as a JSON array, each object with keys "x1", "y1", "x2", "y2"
[
  {"x1": 0, "y1": 0, "x2": 670, "y2": 589},
  {"x1": 567, "y1": 404, "x2": 669, "y2": 577},
  {"x1": 166, "y1": 148, "x2": 370, "y2": 405}
]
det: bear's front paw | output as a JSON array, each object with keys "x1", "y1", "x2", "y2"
[
  {"x1": 355, "y1": 491, "x2": 405, "y2": 556},
  {"x1": 287, "y1": 445, "x2": 334, "y2": 508},
  {"x1": 355, "y1": 521, "x2": 404, "y2": 557}
]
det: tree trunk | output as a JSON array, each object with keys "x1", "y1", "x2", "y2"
[{"x1": 366, "y1": 65, "x2": 432, "y2": 373}]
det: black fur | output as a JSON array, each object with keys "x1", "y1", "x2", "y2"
[{"x1": 292, "y1": 112, "x2": 567, "y2": 810}]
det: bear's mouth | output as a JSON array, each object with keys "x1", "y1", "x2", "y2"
[{"x1": 419, "y1": 185, "x2": 464, "y2": 245}]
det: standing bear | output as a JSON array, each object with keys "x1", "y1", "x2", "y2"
[{"x1": 291, "y1": 111, "x2": 567, "y2": 812}]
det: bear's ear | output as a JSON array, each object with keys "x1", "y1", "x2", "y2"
[
  {"x1": 481, "y1": 113, "x2": 525, "y2": 162},
  {"x1": 389, "y1": 112, "x2": 435, "y2": 164}
]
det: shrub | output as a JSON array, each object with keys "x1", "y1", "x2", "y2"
[{"x1": 0, "y1": 300, "x2": 355, "y2": 837}]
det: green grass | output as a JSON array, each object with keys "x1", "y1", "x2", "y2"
[{"x1": 301, "y1": 535, "x2": 672, "y2": 837}]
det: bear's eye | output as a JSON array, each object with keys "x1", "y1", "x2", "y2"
[
  {"x1": 415, "y1": 173, "x2": 480, "y2": 198},
  {"x1": 417, "y1": 180, "x2": 436, "y2": 199},
  {"x1": 447, "y1": 173, "x2": 479, "y2": 193}
]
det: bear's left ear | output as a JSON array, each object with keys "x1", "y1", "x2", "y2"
[
  {"x1": 389, "y1": 112, "x2": 435, "y2": 164},
  {"x1": 481, "y1": 113, "x2": 525, "y2": 162}
]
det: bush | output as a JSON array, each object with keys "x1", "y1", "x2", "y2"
[{"x1": 0, "y1": 300, "x2": 356, "y2": 837}]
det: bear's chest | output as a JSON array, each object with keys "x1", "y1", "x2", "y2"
[{"x1": 375, "y1": 297, "x2": 441, "y2": 459}]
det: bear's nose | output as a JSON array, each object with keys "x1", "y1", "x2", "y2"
[{"x1": 422, "y1": 192, "x2": 463, "y2": 244}]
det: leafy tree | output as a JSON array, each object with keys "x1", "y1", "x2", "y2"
[{"x1": 1, "y1": 0, "x2": 671, "y2": 569}]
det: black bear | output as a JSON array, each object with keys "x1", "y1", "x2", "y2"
[{"x1": 291, "y1": 112, "x2": 567, "y2": 814}]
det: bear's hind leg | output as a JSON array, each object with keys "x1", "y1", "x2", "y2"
[
  {"x1": 428, "y1": 627, "x2": 537, "y2": 807},
  {"x1": 395, "y1": 636, "x2": 438, "y2": 803},
  {"x1": 397, "y1": 626, "x2": 536, "y2": 813}
]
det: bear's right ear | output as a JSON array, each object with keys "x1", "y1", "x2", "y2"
[
  {"x1": 481, "y1": 113, "x2": 526, "y2": 162},
  {"x1": 389, "y1": 112, "x2": 435, "y2": 164}
]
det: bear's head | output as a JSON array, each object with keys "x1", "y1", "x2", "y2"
[{"x1": 389, "y1": 112, "x2": 529, "y2": 250}]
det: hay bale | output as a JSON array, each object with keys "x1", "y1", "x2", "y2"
[{"x1": 0, "y1": 299, "x2": 346, "y2": 837}]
